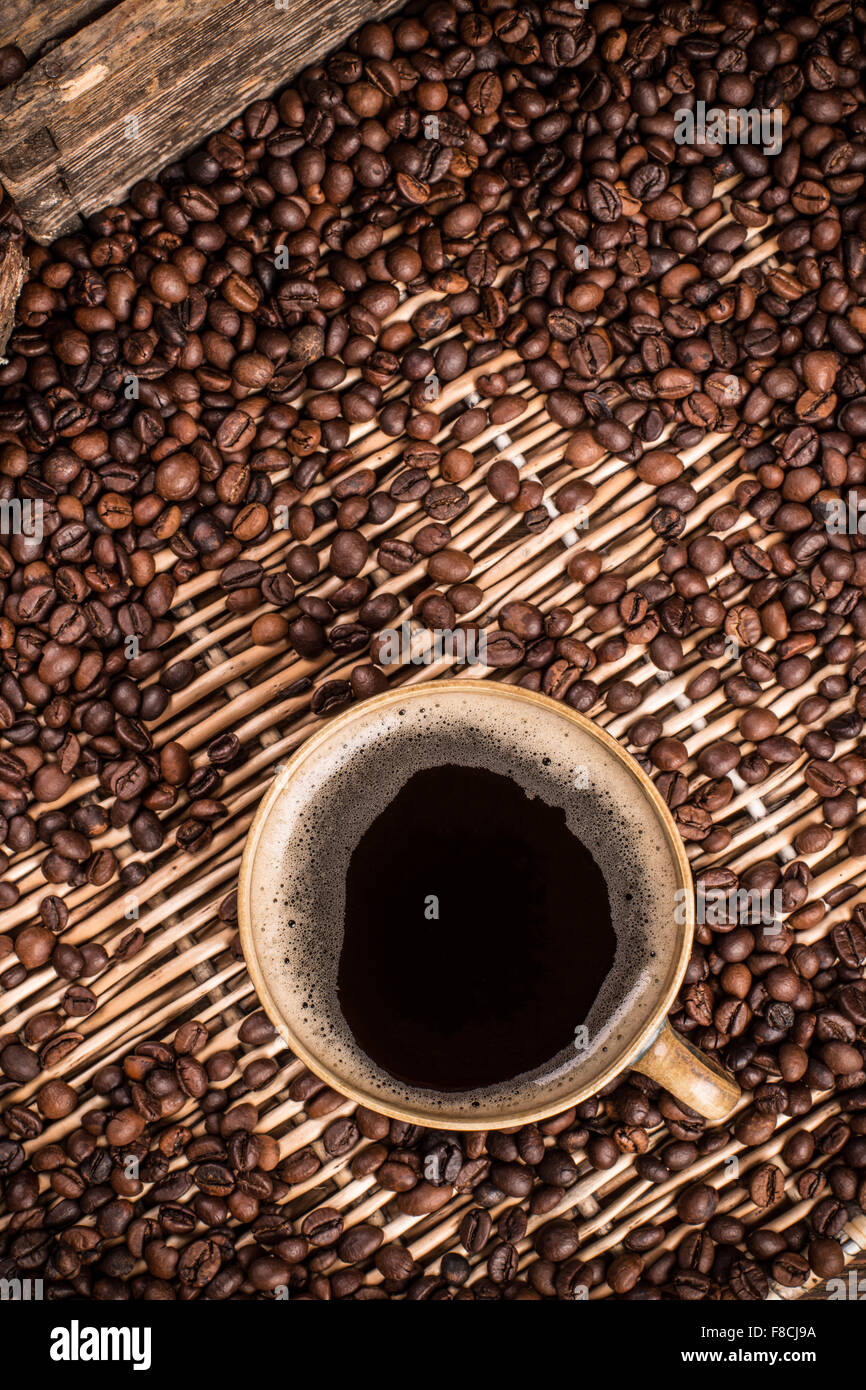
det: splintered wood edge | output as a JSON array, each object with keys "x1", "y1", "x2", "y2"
[
  {"x1": 0, "y1": 236, "x2": 27, "y2": 361},
  {"x1": 0, "y1": 0, "x2": 407, "y2": 242}
]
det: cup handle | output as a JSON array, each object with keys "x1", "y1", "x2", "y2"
[{"x1": 632, "y1": 1018, "x2": 740, "y2": 1121}]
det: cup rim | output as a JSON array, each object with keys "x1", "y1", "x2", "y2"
[{"x1": 238, "y1": 679, "x2": 695, "y2": 1129}]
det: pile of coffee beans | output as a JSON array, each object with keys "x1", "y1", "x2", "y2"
[
  {"x1": 0, "y1": 991, "x2": 861, "y2": 1299},
  {"x1": 2, "y1": 0, "x2": 866, "y2": 1298}
]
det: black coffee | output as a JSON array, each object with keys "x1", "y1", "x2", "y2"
[{"x1": 337, "y1": 764, "x2": 615, "y2": 1092}]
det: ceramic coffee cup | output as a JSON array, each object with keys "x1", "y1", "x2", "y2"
[{"x1": 239, "y1": 681, "x2": 740, "y2": 1128}]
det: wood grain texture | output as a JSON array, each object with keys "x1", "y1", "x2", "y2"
[
  {"x1": 0, "y1": 236, "x2": 27, "y2": 360},
  {"x1": 0, "y1": 0, "x2": 119, "y2": 57},
  {"x1": 0, "y1": 0, "x2": 405, "y2": 242}
]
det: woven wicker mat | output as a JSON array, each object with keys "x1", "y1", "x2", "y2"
[
  {"x1": 4, "y1": 337, "x2": 866, "y2": 1298},
  {"x1": 3, "y1": 61, "x2": 866, "y2": 1312}
]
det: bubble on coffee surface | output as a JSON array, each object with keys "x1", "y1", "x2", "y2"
[{"x1": 251, "y1": 689, "x2": 682, "y2": 1115}]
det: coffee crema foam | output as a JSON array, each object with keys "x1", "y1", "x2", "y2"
[{"x1": 249, "y1": 689, "x2": 683, "y2": 1117}]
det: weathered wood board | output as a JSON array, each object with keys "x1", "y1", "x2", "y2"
[{"x1": 0, "y1": 0, "x2": 405, "y2": 243}]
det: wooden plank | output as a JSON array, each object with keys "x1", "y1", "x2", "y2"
[
  {"x1": 0, "y1": 0, "x2": 405, "y2": 243},
  {"x1": 0, "y1": 1, "x2": 121, "y2": 57}
]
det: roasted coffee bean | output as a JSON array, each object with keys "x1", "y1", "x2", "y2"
[
  {"x1": 749, "y1": 1163, "x2": 786, "y2": 1208},
  {"x1": 676, "y1": 1184, "x2": 718, "y2": 1224},
  {"x1": 459, "y1": 1208, "x2": 491, "y2": 1254},
  {"x1": 808, "y1": 1237, "x2": 844, "y2": 1279},
  {"x1": 729, "y1": 1259, "x2": 769, "y2": 1301},
  {"x1": 301, "y1": 1207, "x2": 343, "y2": 1246}
]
